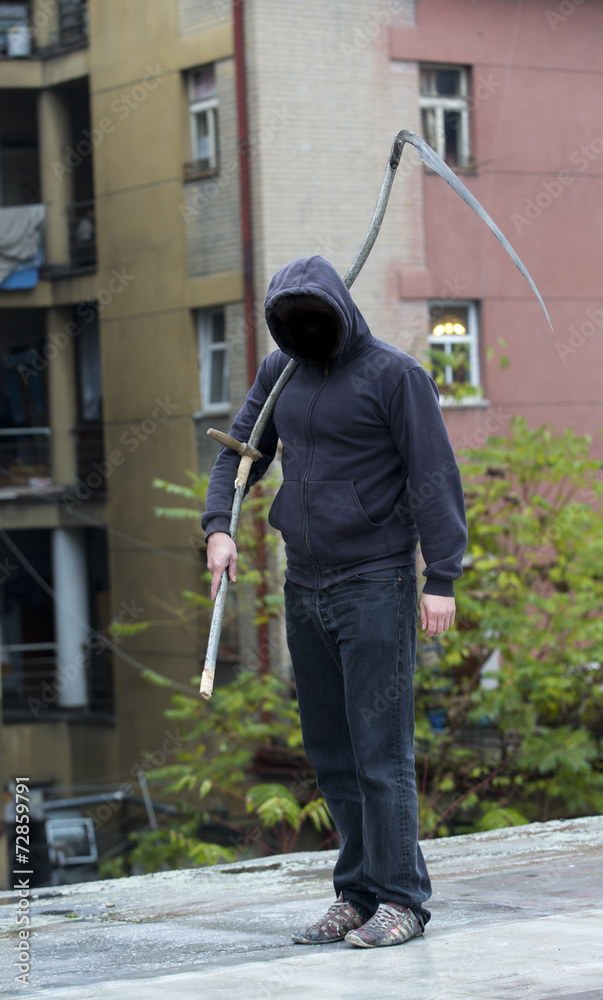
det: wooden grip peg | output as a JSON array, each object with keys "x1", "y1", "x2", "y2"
[
  {"x1": 207, "y1": 427, "x2": 262, "y2": 462},
  {"x1": 207, "y1": 428, "x2": 262, "y2": 492}
]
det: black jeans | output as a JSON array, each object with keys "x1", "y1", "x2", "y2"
[{"x1": 284, "y1": 565, "x2": 431, "y2": 926}]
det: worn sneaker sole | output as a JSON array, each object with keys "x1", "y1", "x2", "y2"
[
  {"x1": 345, "y1": 926, "x2": 423, "y2": 948},
  {"x1": 291, "y1": 931, "x2": 347, "y2": 944}
]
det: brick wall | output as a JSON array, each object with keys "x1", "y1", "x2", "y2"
[
  {"x1": 182, "y1": 57, "x2": 243, "y2": 278},
  {"x1": 177, "y1": 0, "x2": 230, "y2": 36},
  {"x1": 244, "y1": 0, "x2": 426, "y2": 363}
]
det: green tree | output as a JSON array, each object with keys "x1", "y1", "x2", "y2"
[
  {"x1": 105, "y1": 418, "x2": 603, "y2": 877},
  {"x1": 106, "y1": 470, "x2": 334, "y2": 875},
  {"x1": 415, "y1": 417, "x2": 603, "y2": 835}
]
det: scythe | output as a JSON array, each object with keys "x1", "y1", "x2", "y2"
[{"x1": 199, "y1": 128, "x2": 552, "y2": 699}]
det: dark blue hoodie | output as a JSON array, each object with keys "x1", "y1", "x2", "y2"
[{"x1": 202, "y1": 256, "x2": 468, "y2": 596}]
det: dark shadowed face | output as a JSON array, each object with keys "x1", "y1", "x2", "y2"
[{"x1": 273, "y1": 297, "x2": 343, "y2": 364}]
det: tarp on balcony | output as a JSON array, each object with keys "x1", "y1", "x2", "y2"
[{"x1": 0, "y1": 204, "x2": 46, "y2": 287}]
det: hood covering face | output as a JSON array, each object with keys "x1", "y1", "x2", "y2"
[{"x1": 264, "y1": 255, "x2": 374, "y2": 364}]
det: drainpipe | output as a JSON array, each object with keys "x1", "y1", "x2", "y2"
[{"x1": 234, "y1": 1, "x2": 269, "y2": 677}]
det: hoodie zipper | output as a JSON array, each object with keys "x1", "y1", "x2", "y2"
[{"x1": 302, "y1": 366, "x2": 329, "y2": 585}]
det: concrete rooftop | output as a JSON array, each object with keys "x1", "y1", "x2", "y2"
[{"x1": 1, "y1": 815, "x2": 602, "y2": 1000}]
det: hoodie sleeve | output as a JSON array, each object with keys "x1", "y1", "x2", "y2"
[
  {"x1": 201, "y1": 355, "x2": 281, "y2": 540},
  {"x1": 389, "y1": 366, "x2": 468, "y2": 597}
]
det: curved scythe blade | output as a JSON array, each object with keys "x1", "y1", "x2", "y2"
[{"x1": 397, "y1": 130, "x2": 552, "y2": 329}]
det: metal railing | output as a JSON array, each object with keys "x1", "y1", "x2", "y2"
[
  {"x1": 1, "y1": 642, "x2": 114, "y2": 720},
  {"x1": 58, "y1": 0, "x2": 88, "y2": 47},
  {"x1": 1, "y1": 643, "x2": 58, "y2": 715},
  {"x1": 0, "y1": 427, "x2": 51, "y2": 487}
]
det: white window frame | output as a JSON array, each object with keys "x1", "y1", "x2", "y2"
[
  {"x1": 197, "y1": 308, "x2": 229, "y2": 415},
  {"x1": 187, "y1": 67, "x2": 218, "y2": 174},
  {"x1": 419, "y1": 64, "x2": 470, "y2": 167},
  {"x1": 428, "y1": 300, "x2": 480, "y2": 393}
]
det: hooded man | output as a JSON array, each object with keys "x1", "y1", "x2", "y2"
[{"x1": 202, "y1": 255, "x2": 467, "y2": 948}]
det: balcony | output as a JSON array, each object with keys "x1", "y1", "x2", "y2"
[
  {"x1": 0, "y1": 426, "x2": 51, "y2": 488},
  {"x1": 1, "y1": 526, "x2": 114, "y2": 723},
  {"x1": 1, "y1": 641, "x2": 57, "y2": 711},
  {"x1": 58, "y1": 0, "x2": 88, "y2": 49},
  {"x1": 40, "y1": 198, "x2": 97, "y2": 279},
  {"x1": 0, "y1": 1, "x2": 89, "y2": 60},
  {"x1": 1, "y1": 641, "x2": 114, "y2": 721}
]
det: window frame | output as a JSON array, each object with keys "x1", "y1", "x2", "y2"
[
  {"x1": 419, "y1": 64, "x2": 471, "y2": 169},
  {"x1": 428, "y1": 300, "x2": 481, "y2": 395},
  {"x1": 186, "y1": 66, "x2": 219, "y2": 178},
  {"x1": 197, "y1": 307, "x2": 229, "y2": 416}
]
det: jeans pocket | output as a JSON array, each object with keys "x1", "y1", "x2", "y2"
[{"x1": 354, "y1": 566, "x2": 407, "y2": 581}]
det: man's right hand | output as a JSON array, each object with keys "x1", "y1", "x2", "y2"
[{"x1": 206, "y1": 532, "x2": 238, "y2": 600}]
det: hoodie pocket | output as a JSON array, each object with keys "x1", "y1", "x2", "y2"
[
  {"x1": 268, "y1": 480, "x2": 307, "y2": 561},
  {"x1": 307, "y1": 480, "x2": 388, "y2": 568}
]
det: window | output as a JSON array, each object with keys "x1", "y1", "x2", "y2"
[
  {"x1": 186, "y1": 65, "x2": 218, "y2": 177},
  {"x1": 74, "y1": 303, "x2": 104, "y2": 478},
  {"x1": 420, "y1": 65, "x2": 470, "y2": 168},
  {"x1": 0, "y1": 311, "x2": 50, "y2": 486},
  {"x1": 0, "y1": 4, "x2": 30, "y2": 57},
  {"x1": 198, "y1": 308, "x2": 229, "y2": 413},
  {"x1": 75, "y1": 304, "x2": 102, "y2": 424},
  {"x1": 428, "y1": 302, "x2": 480, "y2": 399}
]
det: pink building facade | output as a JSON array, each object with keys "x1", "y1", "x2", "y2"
[{"x1": 390, "y1": 0, "x2": 603, "y2": 455}]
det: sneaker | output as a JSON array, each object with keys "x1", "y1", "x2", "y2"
[
  {"x1": 345, "y1": 901, "x2": 423, "y2": 948},
  {"x1": 291, "y1": 892, "x2": 369, "y2": 944}
]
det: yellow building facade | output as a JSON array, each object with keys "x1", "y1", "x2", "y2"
[{"x1": 0, "y1": 0, "x2": 248, "y2": 888}]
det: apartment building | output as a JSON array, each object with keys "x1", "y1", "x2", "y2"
[
  {"x1": 1, "y1": 0, "x2": 601, "y2": 886},
  {"x1": 0, "y1": 0, "x2": 244, "y2": 887}
]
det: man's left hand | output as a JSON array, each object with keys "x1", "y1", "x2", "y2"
[{"x1": 420, "y1": 594, "x2": 456, "y2": 638}]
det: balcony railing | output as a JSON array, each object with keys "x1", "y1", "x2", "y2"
[
  {"x1": 0, "y1": 1, "x2": 89, "y2": 58},
  {"x1": 0, "y1": 427, "x2": 51, "y2": 487},
  {"x1": 58, "y1": 0, "x2": 88, "y2": 48},
  {"x1": 1, "y1": 643, "x2": 58, "y2": 721},
  {"x1": 2, "y1": 642, "x2": 114, "y2": 721}
]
